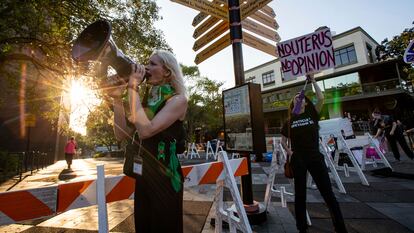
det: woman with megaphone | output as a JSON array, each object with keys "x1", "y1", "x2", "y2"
[
  {"x1": 109, "y1": 50, "x2": 187, "y2": 233},
  {"x1": 280, "y1": 73, "x2": 347, "y2": 233}
]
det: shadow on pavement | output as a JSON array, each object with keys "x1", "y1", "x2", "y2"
[
  {"x1": 58, "y1": 169, "x2": 77, "y2": 181},
  {"x1": 371, "y1": 167, "x2": 414, "y2": 180}
]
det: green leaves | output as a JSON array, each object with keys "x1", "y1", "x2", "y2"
[
  {"x1": 376, "y1": 22, "x2": 414, "y2": 61},
  {"x1": 181, "y1": 64, "x2": 224, "y2": 140},
  {"x1": 0, "y1": 0, "x2": 169, "y2": 141}
]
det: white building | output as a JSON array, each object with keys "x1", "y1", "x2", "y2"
[{"x1": 244, "y1": 27, "x2": 414, "y2": 135}]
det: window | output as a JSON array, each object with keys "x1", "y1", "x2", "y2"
[
  {"x1": 321, "y1": 72, "x2": 362, "y2": 99},
  {"x1": 366, "y1": 43, "x2": 373, "y2": 63},
  {"x1": 262, "y1": 71, "x2": 275, "y2": 86},
  {"x1": 334, "y1": 44, "x2": 357, "y2": 67}
]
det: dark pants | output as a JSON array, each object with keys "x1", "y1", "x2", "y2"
[
  {"x1": 65, "y1": 153, "x2": 74, "y2": 166},
  {"x1": 291, "y1": 151, "x2": 347, "y2": 233},
  {"x1": 387, "y1": 134, "x2": 414, "y2": 160},
  {"x1": 134, "y1": 155, "x2": 183, "y2": 233}
]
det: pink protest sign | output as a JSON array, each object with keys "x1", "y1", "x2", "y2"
[{"x1": 277, "y1": 28, "x2": 335, "y2": 81}]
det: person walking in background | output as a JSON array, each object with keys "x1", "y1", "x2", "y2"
[
  {"x1": 64, "y1": 137, "x2": 77, "y2": 169},
  {"x1": 281, "y1": 74, "x2": 347, "y2": 233},
  {"x1": 376, "y1": 117, "x2": 414, "y2": 161},
  {"x1": 110, "y1": 50, "x2": 187, "y2": 233}
]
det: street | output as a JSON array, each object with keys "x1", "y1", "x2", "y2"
[{"x1": 1, "y1": 153, "x2": 414, "y2": 232}]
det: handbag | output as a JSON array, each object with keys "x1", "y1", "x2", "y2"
[
  {"x1": 284, "y1": 155, "x2": 294, "y2": 178},
  {"x1": 123, "y1": 131, "x2": 143, "y2": 178}
]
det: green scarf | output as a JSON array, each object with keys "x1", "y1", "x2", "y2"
[
  {"x1": 144, "y1": 84, "x2": 174, "y2": 120},
  {"x1": 145, "y1": 84, "x2": 182, "y2": 193}
]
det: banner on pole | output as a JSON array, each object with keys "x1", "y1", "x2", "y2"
[{"x1": 277, "y1": 28, "x2": 335, "y2": 82}]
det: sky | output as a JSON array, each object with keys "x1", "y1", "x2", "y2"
[{"x1": 154, "y1": 0, "x2": 413, "y2": 89}]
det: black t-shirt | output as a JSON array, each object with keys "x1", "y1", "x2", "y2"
[{"x1": 281, "y1": 110, "x2": 320, "y2": 153}]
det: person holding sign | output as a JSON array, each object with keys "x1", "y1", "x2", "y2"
[
  {"x1": 109, "y1": 50, "x2": 187, "y2": 233},
  {"x1": 281, "y1": 74, "x2": 347, "y2": 233}
]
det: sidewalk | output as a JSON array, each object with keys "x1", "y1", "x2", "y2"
[{"x1": 1, "y1": 152, "x2": 414, "y2": 233}]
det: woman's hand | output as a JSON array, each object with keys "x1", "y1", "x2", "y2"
[
  {"x1": 128, "y1": 64, "x2": 146, "y2": 90},
  {"x1": 106, "y1": 75, "x2": 127, "y2": 98},
  {"x1": 306, "y1": 73, "x2": 315, "y2": 83}
]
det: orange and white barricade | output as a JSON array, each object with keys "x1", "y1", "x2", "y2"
[
  {"x1": 0, "y1": 186, "x2": 57, "y2": 225},
  {"x1": 95, "y1": 155, "x2": 250, "y2": 233},
  {"x1": 0, "y1": 157, "x2": 250, "y2": 232}
]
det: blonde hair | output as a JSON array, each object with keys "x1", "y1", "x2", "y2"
[{"x1": 151, "y1": 50, "x2": 187, "y2": 97}]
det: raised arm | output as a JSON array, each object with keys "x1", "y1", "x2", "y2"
[
  {"x1": 107, "y1": 75, "x2": 134, "y2": 141},
  {"x1": 307, "y1": 74, "x2": 324, "y2": 113},
  {"x1": 113, "y1": 97, "x2": 134, "y2": 141},
  {"x1": 128, "y1": 64, "x2": 188, "y2": 139}
]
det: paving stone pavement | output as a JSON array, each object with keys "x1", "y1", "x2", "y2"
[{"x1": 0, "y1": 150, "x2": 414, "y2": 233}]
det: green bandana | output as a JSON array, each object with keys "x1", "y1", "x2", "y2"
[{"x1": 144, "y1": 84, "x2": 174, "y2": 120}]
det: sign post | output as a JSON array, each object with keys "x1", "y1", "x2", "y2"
[
  {"x1": 228, "y1": 0, "x2": 244, "y2": 86},
  {"x1": 223, "y1": 83, "x2": 267, "y2": 224},
  {"x1": 228, "y1": 0, "x2": 268, "y2": 224},
  {"x1": 170, "y1": 0, "x2": 278, "y2": 224}
]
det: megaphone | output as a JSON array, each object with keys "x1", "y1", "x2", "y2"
[{"x1": 72, "y1": 20, "x2": 143, "y2": 81}]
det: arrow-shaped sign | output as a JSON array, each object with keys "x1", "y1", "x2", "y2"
[
  {"x1": 243, "y1": 31, "x2": 277, "y2": 57},
  {"x1": 240, "y1": 0, "x2": 272, "y2": 20},
  {"x1": 242, "y1": 18, "x2": 280, "y2": 42},
  {"x1": 260, "y1": 5, "x2": 276, "y2": 18},
  {"x1": 194, "y1": 33, "x2": 231, "y2": 65},
  {"x1": 193, "y1": 16, "x2": 220, "y2": 39},
  {"x1": 194, "y1": 18, "x2": 280, "y2": 52},
  {"x1": 173, "y1": 0, "x2": 272, "y2": 22},
  {"x1": 192, "y1": 12, "x2": 208, "y2": 26},
  {"x1": 171, "y1": 0, "x2": 228, "y2": 20},
  {"x1": 193, "y1": 21, "x2": 228, "y2": 51},
  {"x1": 250, "y1": 10, "x2": 279, "y2": 30}
]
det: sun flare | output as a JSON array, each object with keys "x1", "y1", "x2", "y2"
[{"x1": 69, "y1": 78, "x2": 101, "y2": 135}]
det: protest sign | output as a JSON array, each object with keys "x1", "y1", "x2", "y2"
[
  {"x1": 277, "y1": 28, "x2": 335, "y2": 81},
  {"x1": 403, "y1": 40, "x2": 414, "y2": 64}
]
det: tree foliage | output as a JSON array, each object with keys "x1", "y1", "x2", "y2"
[
  {"x1": 84, "y1": 103, "x2": 117, "y2": 151},
  {"x1": 182, "y1": 65, "x2": 224, "y2": 141},
  {"x1": 376, "y1": 22, "x2": 414, "y2": 61},
  {"x1": 0, "y1": 0, "x2": 169, "y2": 133}
]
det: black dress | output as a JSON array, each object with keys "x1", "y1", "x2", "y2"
[{"x1": 133, "y1": 120, "x2": 185, "y2": 233}]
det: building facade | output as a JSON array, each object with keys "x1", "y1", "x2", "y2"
[{"x1": 244, "y1": 27, "x2": 414, "y2": 135}]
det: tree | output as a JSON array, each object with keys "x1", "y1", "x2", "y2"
[
  {"x1": 182, "y1": 64, "x2": 224, "y2": 141},
  {"x1": 375, "y1": 22, "x2": 414, "y2": 83},
  {"x1": 84, "y1": 103, "x2": 117, "y2": 152},
  {"x1": 0, "y1": 0, "x2": 169, "y2": 134},
  {"x1": 376, "y1": 22, "x2": 414, "y2": 61}
]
